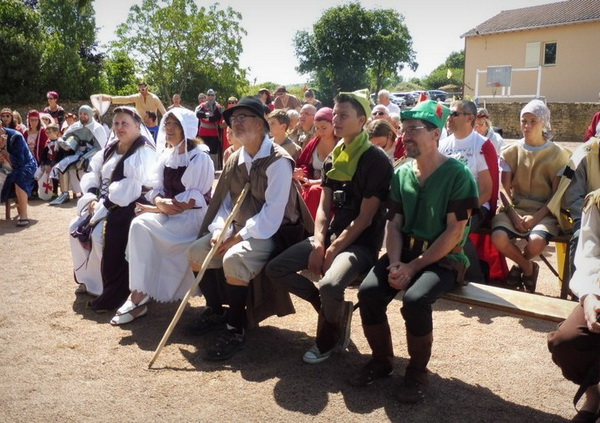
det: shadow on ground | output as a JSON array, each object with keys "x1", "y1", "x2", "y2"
[{"x1": 73, "y1": 296, "x2": 569, "y2": 422}]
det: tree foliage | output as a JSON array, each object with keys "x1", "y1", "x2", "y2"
[
  {"x1": 0, "y1": 0, "x2": 45, "y2": 102},
  {"x1": 112, "y1": 0, "x2": 248, "y2": 105},
  {"x1": 294, "y1": 3, "x2": 416, "y2": 102},
  {"x1": 39, "y1": 0, "x2": 103, "y2": 99},
  {"x1": 422, "y1": 51, "x2": 464, "y2": 90},
  {"x1": 0, "y1": 0, "x2": 102, "y2": 103},
  {"x1": 102, "y1": 50, "x2": 139, "y2": 96}
]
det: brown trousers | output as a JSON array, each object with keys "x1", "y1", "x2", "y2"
[{"x1": 548, "y1": 305, "x2": 600, "y2": 386}]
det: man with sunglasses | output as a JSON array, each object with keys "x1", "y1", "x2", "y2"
[
  {"x1": 99, "y1": 81, "x2": 167, "y2": 120},
  {"x1": 349, "y1": 100, "x2": 478, "y2": 403},
  {"x1": 438, "y1": 100, "x2": 499, "y2": 283},
  {"x1": 187, "y1": 96, "x2": 303, "y2": 361},
  {"x1": 371, "y1": 104, "x2": 391, "y2": 122}
]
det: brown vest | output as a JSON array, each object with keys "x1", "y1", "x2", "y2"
[{"x1": 199, "y1": 141, "x2": 301, "y2": 236}]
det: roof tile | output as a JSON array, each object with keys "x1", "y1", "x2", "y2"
[{"x1": 462, "y1": 0, "x2": 600, "y2": 37}]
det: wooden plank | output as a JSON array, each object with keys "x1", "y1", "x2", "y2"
[{"x1": 442, "y1": 282, "x2": 576, "y2": 322}]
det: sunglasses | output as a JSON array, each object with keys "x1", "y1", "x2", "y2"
[
  {"x1": 372, "y1": 111, "x2": 386, "y2": 116},
  {"x1": 476, "y1": 113, "x2": 489, "y2": 118},
  {"x1": 228, "y1": 101, "x2": 237, "y2": 105},
  {"x1": 449, "y1": 111, "x2": 471, "y2": 118}
]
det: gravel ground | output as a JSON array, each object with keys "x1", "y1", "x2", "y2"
[{"x1": 0, "y1": 140, "x2": 582, "y2": 422}]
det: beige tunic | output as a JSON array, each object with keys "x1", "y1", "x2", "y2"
[{"x1": 492, "y1": 141, "x2": 571, "y2": 236}]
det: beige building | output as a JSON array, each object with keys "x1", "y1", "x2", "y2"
[{"x1": 462, "y1": 0, "x2": 600, "y2": 103}]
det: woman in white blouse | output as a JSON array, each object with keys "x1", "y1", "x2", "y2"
[
  {"x1": 110, "y1": 108, "x2": 214, "y2": 325},
  {"x1": 69, "y1": 106, "x2": 156, "y2": 312}
]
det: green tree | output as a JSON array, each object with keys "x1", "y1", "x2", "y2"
[
  {"x1": 366, "y1": 8, "x2": 417, "y2": 93},
  {"x1": 101, "y1": 50, "x2": 139, "y2": 96},
  {"x1": 422, "y1": 51, "x2": 464, "y2": 90},
  {"x1": 294, "y1": 3, "x2": 416, "y2": 102},
  {"x1": 0, "y1": 0, "x2": 45, "y2": 103},
  {"x1": 112, "y1": 0, "x2": 248, "y2": 105},
  {"x1": 39, "y1": 0, "x2": 103, "y2": 99}
]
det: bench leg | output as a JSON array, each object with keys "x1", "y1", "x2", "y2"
[{"x1": 555, "y1": 242, "x2": 571, "y2": 299}]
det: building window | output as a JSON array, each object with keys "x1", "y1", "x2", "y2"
[{"x1": 544, "y1": 42, "x2": 557, "y2": 66}]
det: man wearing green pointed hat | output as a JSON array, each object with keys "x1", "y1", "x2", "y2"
[
  {"x1": 349, "y1": 100, "x2": 479, "y2": 403},
  {"x1": 267, "y1": 89, "x2": 393, "y2": 364}
]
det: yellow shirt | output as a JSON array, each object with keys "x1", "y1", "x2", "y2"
[{"x1": 112, "y1": 92, "x2": 167, "y2": 117}]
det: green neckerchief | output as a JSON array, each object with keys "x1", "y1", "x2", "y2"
[{"x1": 326, "y1": 130, "x2": 370, "y2": 181}]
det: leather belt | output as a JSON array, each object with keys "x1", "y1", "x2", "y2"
[{"x1": 404, "y1": 235, "x2": 462, "y2": 255}]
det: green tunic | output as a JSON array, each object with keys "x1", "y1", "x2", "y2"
[{"x1": 389, "y1": 157, "x2": 479, "y2": 268}]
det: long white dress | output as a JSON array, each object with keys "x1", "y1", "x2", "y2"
[
  {"x1": 126, "y1": 145, "x2": 214, "y2": 302},
  {"x1": 69, "y1": 142, "x2": 156, "y2": 295}
]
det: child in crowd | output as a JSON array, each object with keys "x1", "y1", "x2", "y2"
[
  {"x1": 40, "y1": 123, "x2": 61, "y2": 199},
  {"x1": 267, "y1": 109, "x2": 301, "y2": 160},
  {"x1": 144, "y1": 111, "x2": 159, "y2": 142},
  {"x1": 62, "y1": 113, "x2": 77, "y2": 133}
]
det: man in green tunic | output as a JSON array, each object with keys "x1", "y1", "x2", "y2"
[{"x1": 349, "y1": 100, "x2": 479, "y2": 404}]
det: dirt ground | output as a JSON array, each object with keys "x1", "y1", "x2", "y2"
[{"x1": 0, "y1": 141, "x2": 583, "y2": 422}]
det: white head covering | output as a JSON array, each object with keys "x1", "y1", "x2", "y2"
[
  {"x1": 520, "y1": 99, "x2": 552, "y2": 140},
  {"x1": 156, "y1": 108, "x2": 201, "y2": 166}
]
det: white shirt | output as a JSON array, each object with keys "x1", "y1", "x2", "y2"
[
  {"x1": 208, "y1": 136, "x2": 293, "y2": 240},
  {"x1": 385, "y1": 102, "x2": 401, "y2": 115},
  {"x1": 571, "y1": 200, "x2": 600, "y2": 299},
  {"x1": 439, "y1": 130, "x2": 490, "y2": 208}
]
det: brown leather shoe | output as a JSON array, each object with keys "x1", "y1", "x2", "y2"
[
  {"x1": 506, "y1": 265, "x2": 522, "y2": 288},
  {"x1": 348, "y1": 359, "x2": 393, "y2": 387},
  {"x1": 396, "y1": 367, "x2": 428, "y2": 403},
  {"x1": 522, "y1": 262, "x2": 539, "y2": 293}
]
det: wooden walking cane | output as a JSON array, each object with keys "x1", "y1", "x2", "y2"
[{"x1": 148, "y1": 183, "x2": 250, "y2": 368}]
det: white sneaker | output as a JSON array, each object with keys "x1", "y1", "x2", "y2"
[{"x1": 303, "y1": 344, "x2": 332, "y2": 364}]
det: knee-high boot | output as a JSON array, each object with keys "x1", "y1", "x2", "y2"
[
  {"x1": 397, "y1": 331, "x2": 433, "y2": 403},
  {"x1": 348, "y1": 321, "x2": 394, "y2": 387}
]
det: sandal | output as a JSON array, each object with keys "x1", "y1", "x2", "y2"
[
  {"x1": 16, "y1": 219, "x2": 30, "y2": 227},
  {"x1": 110, "y1": 305, "x2": 148, "y2": 326},
  {"x1": 110, "y1": 295, "x2": 150, "y2": 326},
  {"x1": 506, "y1": 265, "x2": 522, "y2": 288},
  {"x1": 522, "y1": 262, "x2": 540, "y2": 293}
]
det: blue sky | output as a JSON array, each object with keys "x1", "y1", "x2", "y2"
[{"x1": 95, "y1": 0, "x2": 554, "y2": 85}]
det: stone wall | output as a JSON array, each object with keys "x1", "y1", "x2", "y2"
[{"x1": 484, "y1": 102, "x2": 598, "y2": 141}]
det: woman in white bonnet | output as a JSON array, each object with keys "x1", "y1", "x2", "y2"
[
  {"x1": 491, "y1": 99, "x2": 571, "y2": 292},
  {"x1": 110, "y1": 108, "x2": 214, "y2": 325}
]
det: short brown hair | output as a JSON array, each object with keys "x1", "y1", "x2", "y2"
[{"x1": 268, "y1": 109, "x2": 290, "y2": 129}]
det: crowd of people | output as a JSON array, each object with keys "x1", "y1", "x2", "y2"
[{"x1": 3, "y1": 83, "x2": 600, "y2": 418}]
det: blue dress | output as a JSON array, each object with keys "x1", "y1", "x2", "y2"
[{"x1": 0, "y1": 128, "x2": 37, "y2": 202}]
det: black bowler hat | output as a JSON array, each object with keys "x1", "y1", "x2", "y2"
[{"x1": 222, "y1": 96, "x2": 270, "y2": 130}]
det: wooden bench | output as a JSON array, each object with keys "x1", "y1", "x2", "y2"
[{"x1": 442, "y1": 282, "x2": 575, "y2": 322}]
